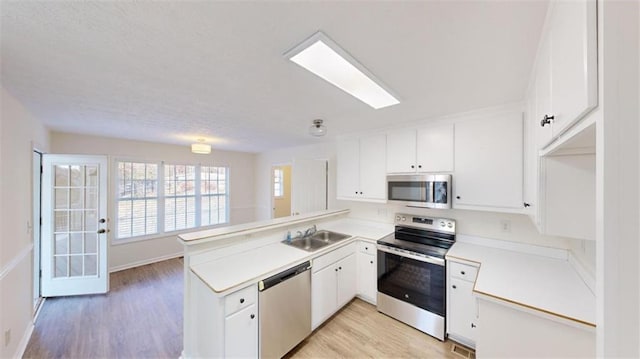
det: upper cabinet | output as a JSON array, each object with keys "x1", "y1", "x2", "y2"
[
  {"x1": 337, "y1": 134, "x2": 387, "y2": 202},
  {"x1": 454, "y1": 112, "x2": 524, "y2": 211},
  {"x1": 386, "y1": 124, "x2": 454, "y2": 174},
  {"x1": 536, "y1": 0, "x2": 597, "y2": 147}
]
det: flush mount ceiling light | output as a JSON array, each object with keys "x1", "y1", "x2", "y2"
[
  {"x1": 191, "y1": 139, "x2": 211, "y2": 154},
  {"x1": 285, "y1": 31, "x2": 400, "y2": 110},
  {"x1": 309, "y1": 119, "x2": 327, "y2": 137}
]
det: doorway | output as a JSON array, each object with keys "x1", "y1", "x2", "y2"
[{"x1": 272, "y1": 165, "x2": 292, "y2": 218}]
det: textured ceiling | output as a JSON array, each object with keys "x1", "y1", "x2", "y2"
[{"x1": 1, "y1": 1, "x2": 548, "y2": 153}]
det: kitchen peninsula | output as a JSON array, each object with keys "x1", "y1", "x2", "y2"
[{"x1": 177, "y1": 209, "x2": 393, "y2": 358}]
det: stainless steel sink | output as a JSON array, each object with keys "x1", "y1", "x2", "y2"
[
  {"x1": 308, "y1": 230, "x2": 350, "y2": 243},
  {"x1": 283, "y1": 230, "x2": 351, "y2": 252}
]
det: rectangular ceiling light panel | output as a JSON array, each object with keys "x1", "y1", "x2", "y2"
[{"x1": 286, "y1": 32, "x2": 400, "y2": 110}]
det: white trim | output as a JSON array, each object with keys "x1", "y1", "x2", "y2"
[
  {"x1": 109, "y1": 251, "x2": 183, "y2": 273},
  {"x1": 568, "y1": 251, "x2": 596, "y2": 295},
  {"x1": 13, "y1": 321, "x2": 34, "y2": 359},
  {"x1": 0, "y1": 244, "x2": 33, "y2": 280},
  {"x1": 455, "y1": 234, "x2": 568, "y2": 260}
]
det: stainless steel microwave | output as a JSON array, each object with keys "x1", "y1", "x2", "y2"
[{"x1": 387, "y1": 174, "x2": 452, "y2": 209}]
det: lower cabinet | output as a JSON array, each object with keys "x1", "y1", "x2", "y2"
[
  {"x1": 356, "y1": 240, "x2": 377, "y2": 304},
  {"x1": 446, "y1": 260, "x2": 479, "y2": 348},
  {"x1": 311, "y1": 244, "x2": 357, "y2": 329},
  {"x1": 186, "y1": 274, "x2": 258, "y2": 358},
  {"x1": 224, "y1": 304, "x2": 258, "y2": 358}
]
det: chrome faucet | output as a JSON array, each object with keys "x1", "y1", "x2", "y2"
[{"x1": 303, "y1": 225, "x2": 317, "y2": 238}]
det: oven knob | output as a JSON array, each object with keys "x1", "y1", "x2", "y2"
[
  {"x1": 404, "y1": 294, "x2": 410, "y2": 299},
  {"x1": 447, "y1": 222, "x2": 453, "y2": 228},
  {"x1": 401, "y1": 216, "x2": 406, "y2": 221},
  {"x1": 396, "y1": 216, "x2": 401, "y2": 221},
  {"x1": 440, "y1": 221, "x2": 445, "y2": 227}
]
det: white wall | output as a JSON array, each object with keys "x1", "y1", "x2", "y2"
[
  {"x1": 51, "y1": 132, "x2": 257, "y2": 271},
  {"x1": 0, "y1": 86, "x2": 50, "y2": 358},
  {"x1": 596, "y1": 0, "x2": 640, "y2": 356}
]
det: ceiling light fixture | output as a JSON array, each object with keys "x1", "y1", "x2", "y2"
[
  {"x1": 309, "y1": 119, "x2": 327, "y2": 137},
  {"x1": 191, "y1": 139, "x2": 211, "y2": 154},
  {"x1": 285, "y1": 31, "x2": 400, "y2": 110}
]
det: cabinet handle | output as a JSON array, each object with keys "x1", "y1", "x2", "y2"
[
  {"x1": 418, "y1": 165, "x2": 422, "y2": 169},
  {"x1": 335, "y1": 268, "x2": 338, "y2": 272},
  {"x1": 471, "y1": 323, "x2": 476, "y2": 328},
  {"x1": 355, "y1": 191, "x2": 358, "y2": 194},
  {"x1": 540, "y1": 114, "x2": 554, "y2": 127},
  {"x1": 339, "y1": 266, "x2": 342, "y2": 270},
  {"x1": 452, "y1": 285, "x2": 457, "y2": 289},
  {"x1": 365, "y1": 247, "x2": 368, "y2": 250},
  {"x1": 456, "y1": 196, "x2": 461, "y2": 200},
  {"x1": 240, "y1": 298, "x2": 245, "y2": 304},
  {"x1": 250, "y1": 314, "x2": 255, "y2": 319},
  {"x1": 370, "y1": 260, "x2": 374, "y2": 264},
  {"x1": 359, "y1": 192, "x2": 363, "y2": 195},
  {"x1": 411, "y1": 165, "x2": 415, "y2": 169},
  {"x1": 461, "y1": 271, "x2": 466, "y2": 275},
  {"x1": 524, "y1": 202, "x2": 531, "y2": 208}
]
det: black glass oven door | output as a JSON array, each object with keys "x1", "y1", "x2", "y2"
[{"x1": 377, "y1": 250, "x2": 445, "y2": 317}]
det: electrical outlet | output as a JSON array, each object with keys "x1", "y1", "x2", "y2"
[
  {"x1": 4, "y1": 329, "x2": 10, "y2": 347},
  {"x1": 500, "y1": 220, "x2": 511, "y2": 233}
]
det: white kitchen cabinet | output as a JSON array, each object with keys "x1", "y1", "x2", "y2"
[
  {"x1": 447, "y1": 260, "x2": 479, "y2": 349},
  {"x1": 453, "y1": 112, "x2": 524, "y2": 211},
  {"x1": 311, "y1": 247, "x2": 357, "y2": 329},
  {"x1": 535, "y1": 0, "x2": 597, "y2": 148},
  {"x1": 187, "y1": 274, "x2": 258, "y2": 358},
  {"x1": 224, "y1": 304, "x2": 258, "y2": 358},
  {"x1": 337, "y1": 134, "x2": 386, "y2": 202},
  {"x1": 386, "y1": 124, "x2": 454, "y2": 174},
  {"x1": 356, "y1": 241, "x2": 377, "y2": 304}
]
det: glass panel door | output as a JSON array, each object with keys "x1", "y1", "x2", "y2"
[{"x1": 41, "y1": 155, "x2": 108, "y2": 296}]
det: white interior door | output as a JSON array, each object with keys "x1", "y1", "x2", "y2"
[
  {"x1": 291, "y1": 159, "x2": 327, "y2": 215},
  {"x1": 41, "y1": 155, "x2": 109, "y2": 296}
]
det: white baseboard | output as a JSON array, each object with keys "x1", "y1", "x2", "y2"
[
  {"x1": 109, "y1": 252, "x2": 183, "y2": 273},
  {"x1": 14, "y1": 321, "x2": 34, "y2": 359}
]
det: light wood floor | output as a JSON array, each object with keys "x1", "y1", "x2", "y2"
[
  {"x1": 24, "y1": 258, "x2": 465, "y2": 359},
  {"x1": 288, "y1": 299, "x2": 460, "y2": 359}
]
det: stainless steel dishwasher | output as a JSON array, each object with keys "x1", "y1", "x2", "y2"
[{"x1": 258, "y1": 261, "x2": 312, "y2": 359}]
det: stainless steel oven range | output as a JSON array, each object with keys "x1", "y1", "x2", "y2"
[{"x1": 377, "y1": 213, "x2": 456, "y2": 341}]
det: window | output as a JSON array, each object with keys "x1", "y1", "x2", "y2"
[
  {"x1": 273, "y1": 168, "x2": 283, "y2": 197},
  {"x1": 164, "y1": 164, "x2": 196, "y2": 232},
  {"x1": 201, "y1": 166, "x2": 227, "y2": 226},
  {"x1": 117, "y1": 162, "x2": 158, "y2": 238},
  {"x1": 115, "y1": 161, "x2": 229, "y2": 240}
]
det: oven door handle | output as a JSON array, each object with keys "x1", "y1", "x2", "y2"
[{"x1": 377, "y1": 245, "x2": 445, "y2": 266}]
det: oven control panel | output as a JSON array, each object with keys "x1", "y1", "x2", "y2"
[{"x1": 394, "y1": 213, "x2": 455, "y2": 233}]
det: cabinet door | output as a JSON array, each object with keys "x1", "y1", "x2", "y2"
[
  {"x1": 311, "y1": 264, "x2": 337, "y2": 329},
  {"x1": 448, "y1": 278, "x2": 477, "y2": 345},
  {"x1": 359, "y1": 134, "x2": 387, "y2": 200},
  {"x1": 416, "y1": 124, "x2": 454, "y2": 172},
  {"x1": 454, "y1": 112, "x2": 523, "y2": 209},
  {"x1": 535, "y1": 31, "x2": 553, "y2": 149},
  {"x1": 550, "y1": 0, "x2": 597, "y2": 138},
  {"x1": 336, "y1": 139, "x2": 360, "y2": 199},
  {"x1": 357, "y1": 252, "x2": 377, "y2": 303},
  {"x1": 336, "y1": 253, "x2": 357, "y2": 308},
  {"x1": 224, "y1": 304, "x2": 258, "y2": 358},
  {"x1": 386, "y1": 129, "x2": 417, "y2": 173}
]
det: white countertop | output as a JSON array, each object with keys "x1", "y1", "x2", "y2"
[
  {"x1": 446, "y1": 241, "x2": 596, "y2": 327},
  {"x1": 190, "y1": 218, "x2": 393, "y2": 294}
]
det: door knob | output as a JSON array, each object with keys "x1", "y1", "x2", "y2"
[
  {"x1": 99, "y1": 218, "x2": 106, "y2": 223},
  {"x1": 97, "y1": 228, "x2": 109, "y2": 234}
]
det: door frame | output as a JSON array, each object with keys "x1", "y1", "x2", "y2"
[
  {"x1": 32, "y1": 149, "x2": 43, "y2": 313},
  {"x1": 270, "y1": 163, "x2": 292, "y2": 219}
]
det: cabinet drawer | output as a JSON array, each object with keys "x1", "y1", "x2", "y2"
[
  {"x1": 225, "y1": 284, "x2": 257, "y2": 316},
  {"x1": 449, "y1": 261, "x2": 478, "y2": 282},
  {"x1": 312, "y1": 242, "x2": 356, "y2": 273},
  {"x1": 358, "y1": 241, "x2": 376, "y2": 255}
]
